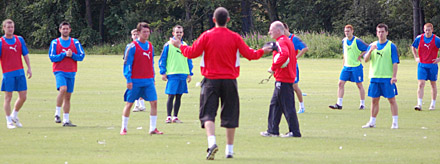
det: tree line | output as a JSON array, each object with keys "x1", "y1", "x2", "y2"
[{"x1": 1, "y1": 0, "x2": 439, "y2": 50}]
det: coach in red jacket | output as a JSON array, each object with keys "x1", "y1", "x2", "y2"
[
  {"x1": 260, "y1": 21, "x2": 302, "y2": 138},
  {"x1": 171, "y1": 7, "x2": 271, "y2": 160}
]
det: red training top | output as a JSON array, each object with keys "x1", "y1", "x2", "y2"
[
  {"x1": 419, "y1": 34, "x2": 439, "y2": 64},
  {"x1": 271, "y1": 35, "x2": 297, "y2": 83},
  {"x1": 53, "y1": 38, "x2": 78, "y2": 72},
  {"x1": 180, "y1": 27, "x2": 264, "y2": 79},
  {"x1": 1, "y1": 35, "x2": 23, "y2": 73},
  {"x1": 132, "y1": 41, "x2": 154, "y2": 79}
]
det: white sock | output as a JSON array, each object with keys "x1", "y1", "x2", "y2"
[
  {"x1": 139, "y1": 100, "x2": 145, "y2": 108},
  {"x1": 299, "y1": 102, "x2": 305, "y2": 109},
  {"x1": 11, "y1": 110, "x2": 18, "y2": 119},
  {"x1": 63, "y1": 113, "x2": 69, "y2": 123},
  {"x1": 360, "y1": 100, "x2": 365, "y2": 106},
  {"x1": 207, "y1": 135, "x2": 216, "y2": 148},
  {"x1": 122, "y1": 116, "x2": 129, "y2": 129},
  {"x1": 5, "y1": 116, "x2": 12, "y2": 123},
  {"x1": 431, "y1": 100, "x2": 436, "y2": 107},
  {"x1": 392, "y1": 116, "x2": 398, "y2": 124},
  {"x1": 150, "y1": 115, "x2": 157, "y2": 132},
  {"x1": 226, "y1": 144, "x2": 234, "y2": 155},
  {"x1": 55, "y1": 106, "x2": 61, "y2": 116},
  {"x1": 337, "y1": 98, "x2": 343, "y2": 106},
  {"x1": 418, "y1": 98, "x2": 423, "y2": 106},
  {"x1": 369, "y1": 117, "x2": 376, "y2": 124}
]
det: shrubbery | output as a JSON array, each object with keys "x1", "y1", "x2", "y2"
[{"x1": 30, "y1": 31, "x2": 414, "y2": 58}]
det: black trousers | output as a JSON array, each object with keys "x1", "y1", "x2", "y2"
[{"x1": 267, "y1": 81, "x2": 301, "y2": 136}]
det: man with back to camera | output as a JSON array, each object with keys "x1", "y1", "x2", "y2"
[
  {"x1": 260, "y1": 21, "x2": 301, "y2": 138},
  {"x1": 411, "y1": 23, "x2": 440, "y2": 111},
  {"x1": 170, "y1": 7, "x2": 271, "y2": 160},
  {"x1": 49, "y1": 21, "x2": 85, "y2": 127}
]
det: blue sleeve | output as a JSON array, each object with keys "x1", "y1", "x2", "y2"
[
  {"x1": 292, "y1": 36, "x2": 307, "y2": 51},
  {"x1": 49, "y1": 40, "x2": 66, "y2": 62},
  {"x1": 435, "y1": 36, "x2": 440, "y2": 48},
  {"x1": 356, "y1": 38, "x2": 368, "y2": 52},
  {"x1": 123, "y1": 44, "x2": 135, "y2": 83},
  {"x1": 412, "y1": 36, "x2": 421, "y2": 48},
  {"x1": 158, "y1": 44, "x2": 169, "y2": 75},
  {"x1": 152, "y1": 45, "x2": 155, "y2": 79},
  {"x1": 0, "y1": 40, "x2": 2, "y2": 57},
  {"x1": 18, "y1": 36, "x2": 29, "y2": 56},
  {"x1": 71, "y1": 39, "x2": 85, "y2": 61},
  {"x1": 391, "y1": 43, "x2": 399, "y2": 64},
  {"x1": 188, "y1": 58, "x2": 193, "y2": 76}
]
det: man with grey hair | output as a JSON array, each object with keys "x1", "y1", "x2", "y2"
[{"x1": 260, "y1": 21, "x2": 302, "y2": 138}]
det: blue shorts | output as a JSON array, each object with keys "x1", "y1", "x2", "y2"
[
  {"x1": 55, "y1": 73, "x2": 75, "y2": 93},
  {"x1": 368, "y1": 80, "x2": 398, "y2": 98},
  {"x1": 124, "y1": 82, "x2": 157, "y2": 103},
  {"x1": 1, "y1": 75, "x2": 27, "y2": 92},
  {"x1": 339, "y1": 65, "x2": 364, "y2": 83},
  {"x1": 165, "y1": 79, "x2": 188, "y2": 94},
  {"x1": 294, "y1": 64, "x2": 299, "y2": 84},
  {"x1": 417, "y1": 63, "x2": 438, "y2": 81}
]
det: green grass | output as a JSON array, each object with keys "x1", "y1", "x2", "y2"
[{"x1": 0, "y1": 55, "x2": 439, "y2": 163}]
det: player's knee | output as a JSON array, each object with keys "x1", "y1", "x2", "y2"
[{"x1": 59, "y1": 86, "x2": 68, "y2": 93}]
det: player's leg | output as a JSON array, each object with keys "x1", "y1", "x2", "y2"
[
  {"x1": 11, "y1": 90, "x2": 27, "y2": 127},
  {"x1": 263, "y1": 82, "x2": 282, "y2": 136},
  {"x1": 62, "y1": 77, "x2": 76, "y2": 127},
  {"x1": 54, "y1": 74, "x2": 68, "y2": 123},
  {"x1": 121, "y1": 87, "x2": 138, "y2": 135},
  {"x1": 416, "y1": 64, "x2": 428, "y2": 110},
  {"x1": 172, "y1": 94, "x2": 182, "y2": 123},
  {"x1": 166, "y1": 94, "x2": 174, "y2": 123},
  {"x1": 143, "y1": 81, "x2": 162, "y2": 135},
  {"x1": 356, "y1": 82, "x2": 366, "y2": 109},
  {"x1": 293, "y1": 83, "x2": 305, "y2": 113},
  {"x1": 388, "y1": 97, "x2": 398, "y2": 129},
  {"x1": 363, "y1": 82, "x2": 380, "y2": 128},
  {"x1": 219, "y1": 79, "x2": 239, "y2": 158},
  {"x1": 281, "y1": 82, "x2": 301, "y2": 137},
  {"x1": 3, "y1": 91, "x2": 15, "y2": 129},
  {"x1": 430, "y1": 81, "x2": 437, "y2": 110},
  {"x1": 416, "y1": 80, "x2": 426, "y2": 110},
  {"x1": 121, "y1": 102, "x2": 134, "y2": 135},
  {"x1": 200, "y1": 78, "x2": 220, "y2": 160}
]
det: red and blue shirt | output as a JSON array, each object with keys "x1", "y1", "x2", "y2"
[
  {"x1": 123, "y1": 40, "x2": 155, "y2": 85},
  {"x1": 49, "y1": 37, "x2": 85, "y2": 77},
  {"x1": 0, "y1": 35, "x2": 29, "y2": 77},
  {"x1": 412, "y1": 34, "x2": 440, "y2": 64}
]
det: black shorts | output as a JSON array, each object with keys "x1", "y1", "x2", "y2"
[{"x1": 199, "y1": 78, "x2": 239, "y2": 128}]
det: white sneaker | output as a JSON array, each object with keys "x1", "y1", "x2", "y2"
[
  {"x1": 414, "y1": 105, "x2": 422, "y2": 111},
  {"x1": 362, "y1": 122, "x2": 376, "y2": 128},
  {"x1": 6, "y1": 122, "x2": 16, "y2": 129},
  {"x1": 391, "y1": 123, "x2": 398, "y2": 129},
  {"x1": 132, "y1": 106, "x2": 141, "y2": 112},
  {"x1": 139, "y1": 107, "x2": 146, "y2": 112},
  {"x1": 429, "y1": 105, "x2": 435, "y2": 111},
  {"x1": 11, "y1": 117, "x2": 22, "y2": 128}
]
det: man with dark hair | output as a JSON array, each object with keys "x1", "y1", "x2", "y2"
[
  {"x1": 282, "y1": 22, "x2": 308, "y2": 113},
  {"x1": 121, "y1": 22, "x2": 162, "y2": 135},
  {"x1": 170, "y1": 7, "x2": 271, "y2": 160},
  {"x1": 329, "y1": 24, "x2": 368, "y2": 110},
  {"x1": 260, "y1": 21, "x2": 301, "y2": 138},
  {"x1": 159, "y1": 25, "x2": 193, "y2": 123},
  {"x1": 411, "y1": 23, "x2": 440, "y2": 111},
  {"x1": 1, "y1": 19, "x2": 32, "y2": 129},
  {"x1": 49, "y1": 21, "x2": 85, "y2": 127},
  {"x1": 362, "y1": 23, "x2": 399, "y2": 129}
]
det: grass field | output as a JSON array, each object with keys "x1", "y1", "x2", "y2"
[{"x1": 1, "y1": 54, "x2": 439, "y2": 163}]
